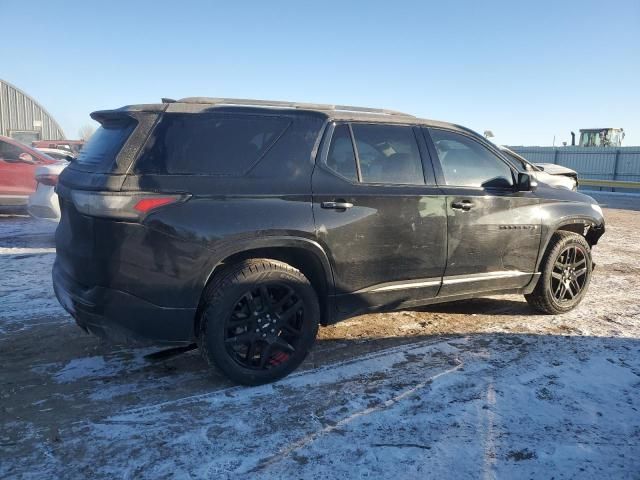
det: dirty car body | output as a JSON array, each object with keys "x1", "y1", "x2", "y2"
[{"x1": 53, "y1": 98, "x2": 605, "y2": 384}]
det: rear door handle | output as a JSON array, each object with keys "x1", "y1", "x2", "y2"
[
  {"x1": 451, "y1": 200, "x2": 474, "y2": 211},
  {"x1": 321, "y1": 201, "x2": 354, "y2": 210}
]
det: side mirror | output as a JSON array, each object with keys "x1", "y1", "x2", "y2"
[
  {"x1": 517, "y1": 172, "x2": 537, "y2": 192},
  {"x1": 18, "y1": 152, "x2": 36, "y2": 164}
]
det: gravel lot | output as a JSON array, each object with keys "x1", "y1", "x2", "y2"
[{"x1": 1, "y1": 193, "x2": 639, "y2": 479}]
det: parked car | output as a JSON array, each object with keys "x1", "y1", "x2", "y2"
[
  {"x1": 27, "y1": 161, "x2": 68, "y2": 220},
  {"x1": 499, "y1": 146, "x2": 578, "y2": 190},
  {"x1": 32, "y1": 140, "x2": 84, "y2": 156},
  {"x1": 0, "y1": 135, "x2": 58, "y2": 206},
  {"x1": 53, "y1": 98, "x2": 605, "y2": 385},
  {"x1": 35, "y1": 147, "x2": 77, "y2": 162}
]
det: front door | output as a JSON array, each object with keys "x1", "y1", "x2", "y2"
[
  {"x1": 312, "y1": 122, "x2": 447, "y2": 314},
  {"x1": 424, "y1": 127, "x2": 541, "y2": 296},
  {"x1": 0, "y1": 139, "x2": 37, "y2": 195}
]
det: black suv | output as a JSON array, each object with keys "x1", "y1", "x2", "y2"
[{"x1": 53, "y1": 98, "x2": 605, "y2": 385}]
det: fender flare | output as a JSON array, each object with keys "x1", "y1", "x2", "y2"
[
  {"x1": 202, "y1": 235, "x2": 336, "y2": 295},
  {"x1": 535, "y1": 215, "x2": 604, "y2": 271}
]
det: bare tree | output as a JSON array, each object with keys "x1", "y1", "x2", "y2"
[{"x1": 78, "y1": 124, "x2": 96, "y2": 141}]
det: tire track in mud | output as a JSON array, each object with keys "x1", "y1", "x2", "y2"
[
  {"x1": 93, "y1": 336, "x2": 459, "y2": 419},
  {"x1": 247, "y1": 358, "x2": 465, "y2": 473}
]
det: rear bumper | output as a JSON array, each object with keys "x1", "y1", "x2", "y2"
[
  {"x1": 28, "y1": 185, "x2": 60, "y2": 220},
  {"x1": 0, "y1": 195, "x2": 28, "y2": 206},
  {"x1": 53, "y1": 261, "x2": 196, "y2": 345}
]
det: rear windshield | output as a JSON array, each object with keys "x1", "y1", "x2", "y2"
[
  {"x1": 75, "y1": 119, "x2": 136, "y2": 170},
  {"x1": 135, "y1": 113, "x2": 290, "y2": 175}
]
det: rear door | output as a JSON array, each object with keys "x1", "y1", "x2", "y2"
[
  {"x1": 312, "y1": 122, "x2": 447, "y2": 314},
  {"x1": 424, "y1": 127, "x2": 541, "y2": 296}
]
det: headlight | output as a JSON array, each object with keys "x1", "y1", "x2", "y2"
[{"x1": 591, "y1": 203, "x2": 603, "y2": 216}]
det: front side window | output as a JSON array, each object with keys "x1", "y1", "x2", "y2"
[
  {"x1": 428, "y1": 129, "x2": 514, "y2": 188},
  {"x1": 326, "y1": 124, "x2": 358, "y2": 181},
  {"x1": 351, "y1": 124, "x2": 424, "y2": 185},
  {"x1": 0, "y1": 140, "x2": 23, "y2": 161}
]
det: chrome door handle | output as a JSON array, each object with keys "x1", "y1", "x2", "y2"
[
  {"x1": 321, "y1": 201, "x2": 354, "y2": 210},
  {"x1": 451, "y1": 200, "x2": 474, "y2": 211}
]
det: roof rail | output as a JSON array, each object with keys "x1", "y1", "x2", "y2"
[{"x1": 175, "y1": 97, "x2": 414, "y2": 117}]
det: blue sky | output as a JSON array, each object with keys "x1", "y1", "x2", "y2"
[{"x1": 3, "y1": 0, "x2": 639, "y2": 145}]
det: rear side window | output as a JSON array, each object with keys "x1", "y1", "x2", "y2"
[
  {"x1": 137, "y1": 113, "x2": 290, "y2": 175},
  {"x1": 76, "y1": 119, "x2": 136, "y2": 169},
  {"x1": 428, "y1": 128, "x2": 514, "y2": 188},
  {"x1": 351, "y1": 124, "x2": 424, "y2": 185}
]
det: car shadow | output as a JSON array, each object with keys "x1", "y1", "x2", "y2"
[{"x1": 411, "y1": 297, "x2": 537, "y2": 316}]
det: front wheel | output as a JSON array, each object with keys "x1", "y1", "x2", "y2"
[
  {"x1": 198, "y1": 259, "x2": 320, "y2": 385},
  {"x1": 525, "y1": 231, "x2": 593, "y2": 314}
]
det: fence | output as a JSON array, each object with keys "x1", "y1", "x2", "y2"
[{"x1": 508, "y1": 146, "x2": 640, "y2": 193}]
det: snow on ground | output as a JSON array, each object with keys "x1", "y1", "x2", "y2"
[
  {"x1": 1, "y1": 197, "x2": 639, "y2": 479},
  {"x1": 0, "y1": 215, "x2": 65, "y2": 333}
]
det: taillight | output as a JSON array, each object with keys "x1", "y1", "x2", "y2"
[
  {"x1": 71, "y1": 191, "x2": 189, "y2": 220},
  {"x1": 36, "y1": 173, "x2": 59, "y2": 186}
]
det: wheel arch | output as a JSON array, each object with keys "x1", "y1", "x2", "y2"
[
  {"x1": 195, "y1": 237, "x2": 335, "y2": 335},
  {"x1": 535, "y1": 216, "x2": 604, "y2": 271}
]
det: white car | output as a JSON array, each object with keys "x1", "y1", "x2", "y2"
[
  {"x1": 27, "y1": 161, "x2": 68, "y2": 220},
  {"x1": 500, "y1": 147, "x2": 578, "y2": 191},
  {"x1": 35, "y1": 147, "x2": 77, "y2": 162}
]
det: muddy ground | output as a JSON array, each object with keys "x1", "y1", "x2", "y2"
[{"x1": 1, "y1": 192, "x2": 639, "y2": 479}]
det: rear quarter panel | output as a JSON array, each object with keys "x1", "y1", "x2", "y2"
[{"x1": 109, "y1": 112, "x2": 327, "y2": 308}]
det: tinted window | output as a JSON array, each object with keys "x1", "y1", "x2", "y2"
[
  {"x1": 351, "y1": 124, "x2": 424, "y2": 184},
  {"x1": 138, "y1": 113, "x2": 290, "y2": 175},
  {"x1": 428, "y1": 129, "x2": 514, "y2": 188},
  {"x1": 326, "y1": 124, "x2": 358, "y2": 181},
  {"x1": 77, "y1": 119, "x2": 136, "y2": 168}
]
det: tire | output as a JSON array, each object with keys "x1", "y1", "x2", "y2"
[
  {"x1": 525, "y1": 231, "x2": 593, "y2": 314},
  {"x1": 198, "y1": 259, "x2": 320, "y2": 385}
]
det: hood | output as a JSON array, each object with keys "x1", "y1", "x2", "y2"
[
  {"x1": 534, "y1": 163, "x2": 577, "y2": 176},
  {"x1": 535, "y1": 183, "x2": 596, "y2": 204}
]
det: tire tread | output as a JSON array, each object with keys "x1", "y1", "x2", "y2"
[
  {"x1": 198, "y1": 258, "x2": 318, "y2": 385},
  {"x1": 525, "y1": 231, "x2": 592, "y2": 314}
]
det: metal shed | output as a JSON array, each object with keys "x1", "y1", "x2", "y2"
[{"x1": 0, "y1": 78, "x2": 65, "y2": 144}]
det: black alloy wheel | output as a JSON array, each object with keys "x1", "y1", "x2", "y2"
[
  {"x1": 550, "y1": 245, "x2": 588, "y2": 303},
  {"x1": 224, "y1": 284, "x2": 304, "y2": 370},
  {"x1": 525, "y1": 231, "x2": 593, "y2": 314},
  {"x1": 199, "y1": 259, "x2": 320, "y2": 385}
]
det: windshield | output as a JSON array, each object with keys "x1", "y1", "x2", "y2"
[
  {"x1": 501, "y1": 149, "x2": 541, "y2": 172},
  {"x1": 580, "y1": 131, "x2": 602, "y2": 147},
  {"x1": 579, "y1": 130, "x2": 622, "y2": 147}
]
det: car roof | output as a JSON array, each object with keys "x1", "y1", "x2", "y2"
[{"x1": 98, "y1": 97, "x2": 472, "y2": 133}]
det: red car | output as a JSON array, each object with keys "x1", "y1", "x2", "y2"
[{"x1": 0, "y1": 135, "x2": 58, "y2": 206}]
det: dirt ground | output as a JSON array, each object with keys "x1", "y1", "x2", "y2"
[{"x1": 1, "y1": 192, "x2": 639, "y2": 479}]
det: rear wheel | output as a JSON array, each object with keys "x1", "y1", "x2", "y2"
[
  {"x1": 525, "y1": 231, "x2": 592, "y2": 314},
  {"x1": 198, "y1": 259, "x2": 319, "y2": 385}
]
